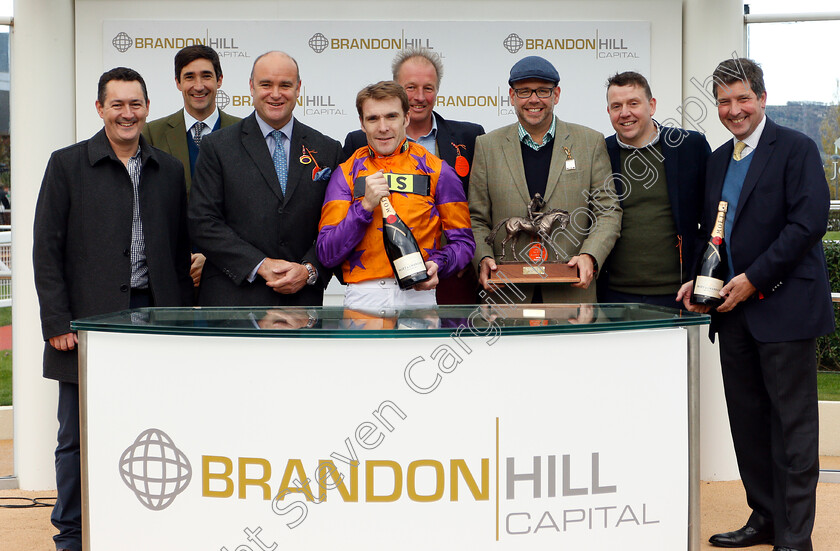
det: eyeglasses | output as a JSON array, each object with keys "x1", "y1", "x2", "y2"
[{"x1": 513, "y1": 87, "x2": 555, "y2": 99}]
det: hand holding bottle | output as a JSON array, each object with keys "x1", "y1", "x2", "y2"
[
  {"x1": 677, "y1": 281, "x2": 710, "y2": 313},
  {"x1": 413, "y1": 261, "x2": 439, "y2": 291},
  {"x1": 361, "y1": 171, "x2": 391, "y2": 212},
  {"x1": 716, "y1": 273, "x2": 756, "y2": 312}
]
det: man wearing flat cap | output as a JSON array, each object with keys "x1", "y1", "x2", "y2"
[{"x1": 469, "y1": 56, "x2": 621, "y2": 303}]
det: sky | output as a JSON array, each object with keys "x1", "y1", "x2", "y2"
[
  {"x1": 745, "y1": 1, "x2": 840, "y2": 105},
  {"x1": 745, "y1": 0, "x2": 839, "y2": 14},
  {"x1": 748, "y1": 20, "x2": 840, "y2": 105}
]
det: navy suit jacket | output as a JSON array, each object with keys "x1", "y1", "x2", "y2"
[
  {"x1": 704, "y1": 117, "x2": 833, "y2": 342},
  {"x1": 343, "y1": 111, "x2": 485, "y2": 194},
  {"x1": 604, "y1": 126, "x2": 710, "y2": 287}
]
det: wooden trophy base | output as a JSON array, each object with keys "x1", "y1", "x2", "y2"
[{"x1": 489, "y1": 262, "x2": 580, "y2": 284}]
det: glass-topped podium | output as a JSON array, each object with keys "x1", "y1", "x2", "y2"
[
  {"x1": 74, "y1": 304, "x2": 708, "y2": 551},
  {"x1": 73, "y1": 303, "x2": 708, "y2": 337}
]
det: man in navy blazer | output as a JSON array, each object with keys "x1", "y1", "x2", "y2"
[
  {"x1": 679, "y1": 58, "x2": 833, "y2": 551},
  {"x1": 343, "y1": 47, "x2": 484, "y2": 304},
  {"x1": 601, "y1": 71, "x2": 710, "y2": 307}
]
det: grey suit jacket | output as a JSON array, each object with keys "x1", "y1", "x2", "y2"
[
  {"x1": 142, "y1": 108, "x2": 241, "y2": 193},
  {"x1": 469, "y1": 117, "x2": 622, "y2": 303},
  {"x1": 188, "y1": 113, "x2": 343, "y2": 306}
]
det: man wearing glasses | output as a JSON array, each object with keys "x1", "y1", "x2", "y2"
[{"x1": 469, "y1": 56, "x2": 621, "y2": 303}]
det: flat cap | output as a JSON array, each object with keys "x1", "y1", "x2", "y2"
[{"x1": 508, "y1": 56, "x2": 560, "y2": 86}]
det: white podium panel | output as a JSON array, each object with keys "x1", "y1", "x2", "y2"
[{"x1": 78, "y1": 307, "x2": 699, "y2": 551}]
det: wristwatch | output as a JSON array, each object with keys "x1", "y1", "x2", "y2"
[{"x1": 303, "y1": 262, "x2": 318, "y2": 286}]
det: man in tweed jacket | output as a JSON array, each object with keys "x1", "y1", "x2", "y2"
[{"x1": 470, "y1": 56, "x2": 621, "y2": 303}]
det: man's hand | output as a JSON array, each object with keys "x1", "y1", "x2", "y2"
[
  {"x1": 258, "y1": 258, "x2": 309, "y2": 294},
  {"x1": 361, "y1": 171, "x2": 391, "y2": 212},
  {"x1": 258, "y1": 308, "x2": 311, "y2": 329},
  {"x1": 478, "y1": 256, "x2": 498, "y2": 291},
  {"x1": 569, "y1": 254, "x2": 595, "y2": 289},
  {"x1": 676, "y1": 281, "x2": 710, "y2": 313},
  {"x1": 190, "y1": 253, "x2": 206, "y2": 287},
  {"x1": 568, "y1": 304, "x2": 595, "y2": 325},
  {"x1": 716, "y1": 273, "x2": 756, "y2": 313},
  {"x1": 49, "y1": 332, "x2": 78, "y2": 352},
  {"x1": 413, "y1": 261, "x2": 439, "y2": 291}
]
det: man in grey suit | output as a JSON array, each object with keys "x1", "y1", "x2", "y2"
[
  {"x1": 188, "y1": 51, "x2": 343, "y2": 306},
  {"x1": 142, "y1": 45, "x2": 240, "y2": 288},
  {"x1": 34, "y1": 67, "x2": 193, "y2": 551},
  {"x1": 470, "y1": 56, "x2": 621, "y2": 303}
]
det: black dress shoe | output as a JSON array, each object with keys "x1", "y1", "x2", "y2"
[
  {"x1": 709, "y1": 524, "x2": 774, "y2": 547},
  {"x1": 773, "y1": 547, "x2": 800, "y2": 551}
]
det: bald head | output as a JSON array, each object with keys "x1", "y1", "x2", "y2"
[{"x1": 250, "y1": 51, "x2": 300, "y2": 82}]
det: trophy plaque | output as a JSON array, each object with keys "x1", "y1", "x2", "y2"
[{"x1": 485, "y1": 194, "x2": 580, "y2": 284}]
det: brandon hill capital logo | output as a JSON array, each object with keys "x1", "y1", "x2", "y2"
[
  {"x1": 112, "y1": 32, "x2": 133, "y2": 53},
  {"x1": 216, "y1": 90, "x2": 231, "y2": 111},
  {"x1": 119, "y1": 428, "x2": 192, "y2": 511},
  {"x1": 503, "y1": 33, "x2": 524, "y2": 54},
  {"x1": 309, "y1": 33, "x2": 329, "y2": 53}
]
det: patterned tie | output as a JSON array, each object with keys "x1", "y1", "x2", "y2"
[
  {"x1": 732, "y1": 141, "x2": 746, "y2": 161},
  {"x1": 271, "y1": 129, "x2": 288, "y2": 194},
  {"x1": 192, "y1": 121, "x2": 207, "y2": 148}
]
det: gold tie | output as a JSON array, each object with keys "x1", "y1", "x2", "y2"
[{"x1": 733, "y1": 141, "x2": 746, "y2": 161}]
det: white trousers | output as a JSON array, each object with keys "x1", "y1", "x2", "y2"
[{"x1": 344, "y1": 279, "x2": 437, "y2": 311}]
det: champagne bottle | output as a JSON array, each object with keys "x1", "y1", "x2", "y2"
[
  {"x1": 692, "y1": 201, "x2": 729, "y2": 307},
  {"x1": 380, "y1": 196, "x2": 430, "y2": 289}
]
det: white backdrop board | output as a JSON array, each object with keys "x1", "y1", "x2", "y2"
[
  {"x1": 81, "y1": 327, "x2": 689, "y2": 550},
  {"x1": 102, "y1": 20, "x2": 650, "y2": 140}
]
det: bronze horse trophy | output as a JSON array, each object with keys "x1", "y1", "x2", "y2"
[{"x1": 484, "y1": 194, "x2": 571, "y2": 261}]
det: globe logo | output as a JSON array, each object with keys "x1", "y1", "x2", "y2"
[
  {"x1": 112, "y1": 32, "x2": 133, "y2": 53},
  {"x1": 119, "y1": 429, "x2": 192, "y2": 511},
  {"x1": 216, "y1": 89, "x2": 231, "y2": 111},
  {"x1": 503, "y1": 33, "x2": 524, "y2": 54},
  {"x1": 309, "y1": 33, "x2": 329, "y2": 54}
]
